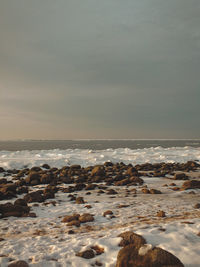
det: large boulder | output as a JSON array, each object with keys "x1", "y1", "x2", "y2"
[{"x1": 116, "y1": 244, "x2": 184, "y2": 267}]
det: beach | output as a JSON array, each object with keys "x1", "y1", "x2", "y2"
[{"x1": 0, "y1": 145, "x2": 200, "y2": 267}]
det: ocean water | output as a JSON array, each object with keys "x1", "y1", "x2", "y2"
[{"x1": 0, "y1": 140, "x2": 199, "y2": 169}]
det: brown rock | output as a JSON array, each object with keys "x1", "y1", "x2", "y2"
[
  {"x1": 91, "y1": 166, "x2": 105, "y2": 177},
  {"x1": 67, "y1": 220, "x2": 80, "y2": 227},
  {"x1": 79, "y1": 213, "x2": 94, "y2": 223},
  {"x1": 8, "y1": 260, "x2": 29, "y2": 267},
  {"x1": 62, "y1": 213, "x2": 80, "y2": 223},
  {"x1": 194, "y1": 203, "x2": 200, "y2": 209},
  {"x1": 75, "y1": 197, "x2": 85, "y2": 204},
  {"x1": 141, "y1": 188, "x2": 150, "y2": 194},
  {"x1": 157, "y1": 210, "x2": 166, "y2": 217},
  {"x1": 103, "y1": 210, "x2": 113, "y2": 217},
  {"x1": 116, "y1": 244, "x2": 184, "y2": 267},
  {"x1": 118, "y1": 231, "x2": 146, "y2": 248},
  {"x1": 149, "y1": 189, "x2": 162, "y2": 194},
  {"x1": 182, "y1": 180, "x2": 200, "y2": 190}
]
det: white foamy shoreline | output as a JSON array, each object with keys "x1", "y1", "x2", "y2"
[{"x1": 0, "y1": 146, "x2": 199, "y2": 169}]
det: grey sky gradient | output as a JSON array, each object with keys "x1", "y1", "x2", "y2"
[{"x1": 0, "y1": 0, "x2": 200, "y2": 139}]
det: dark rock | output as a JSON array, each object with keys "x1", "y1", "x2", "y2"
[
  {"x1": 25, "y1": 172, "x2": 41, "y2": 184},
  {"x1": 0, "y1": 202, "x2": 30, "y2": 218},
  {"x1": 0, "y1": 167, "x2": 5, "y2": 173},
  {"x1": 107, "y1": 189, "x2": 117, "y2": 195},
  {"x1": 76, "y1": 249, "x2": 95, "y2": 259},
  {"x1": 174, "y1": 173, "x2": 188, "y2": 180},
  {"x1": 14, "y1": 199, "x2": 27, "y2": 206},
  {"x1": 194, "y1": 203, "x2": 200, "y2": 209},
  {"x1": 85, "y1": 184, "x2": 97, "y2": 190},
  {"x1": 116, "y1": 244, "x2": 184, "y2": 267},
  {"x1": 42, "y1": 164, "x2": 50, "y2": 169},
  {"x1": 8, "y1": 260, "x2": 29, "y2": 267},
  {"x1": 0, "y1": 178, "x2": 7, "y2": 184},
  {"x1": 182, "y1": 180, "x2": 200, "y2": 190},
  {"x1": 30, "y1": 166, "x2": 41, "y2": 172},
  {"x1": 24, "y1": 191, "x2": 44, "y2": 203},
  {"x1": 40, "y1": 174, "x2": 52, "y2": 184}
]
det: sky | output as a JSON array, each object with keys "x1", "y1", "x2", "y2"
[{"x1": 0, "y1": 0, "x2": 200, "y2": 140}]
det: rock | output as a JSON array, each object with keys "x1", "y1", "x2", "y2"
[
  {"x1": 115, "y1": 178, "x2": 130, "y2": 186},
  {"x1": 25, "y1": 172, "x2": 41, "y2": 184},
  {"x1": 118, "y1": 231, "x2": 146, "y2": 248},
  {"x1": 103, "y1": 210, "x2": 113, "y2": 217},
  {"x1": 126, "y1": 167, "x2": 138, "y2": 176},
  {"x1": 174, "y1": 173, "x2": 188, "y2": 180},
  {"x1": 76, "y1": 249, "x2": 95, "y2": 259},
  {"x1": 8, "y1": 260, "x2": 29, "y2": 267},
  {"x1": 107, "y1": 189, "x2": 117, "y2": 195},
  {"x1": 24, "y1": 191, "x2": 44, "y2": 203},
  {"x1": 79, "y1": 213, "x2": 94, "y2": 223},
  {"x1": 0, "y1": 167, "x2": 5, "y2": 173},
  {"x1": 91, "y1": 245, "x2": 104, "y2": 255},
  {"x1": 70, "y1": 164, "x2": 81, "y2": 170},
  {"x1": 141, "y1": 188, "x2": 150, "y2": 194},
  {"x1": 62, "y1": 214, "x2": 80, "y2": 223},
  {"x1": 91, "y1": 166, "x2": 105, "y2": 177},
  {"x1": 75, "y1": 197, "x2": 85, "y2": 204},
  {"x1": 14, "y1": 199, "x2": 27, "y2": 206},
  {"x1": 116, "y1": 245, "x2": 184, "y2": 267},
  {"x1": 85, "y1": 205, "x2": 92, "y2": 209},
  {"x1": 68, "y1": 230, "x2": 75, "y2": 234},
  {"x1": 40, "y1": 174, "x2": 52, "y2": 184},
  {"x1": 157, "y1": 210, "x2": 166, "y2": 217},
  {"x1": 0, "y1": 178, "x2": 7, "y2": 184},
  {"x1": 85, "y1": 184, "x2": 97, "y2": 190},
  {"x1": 42, "y1": 164, "x2": 50, "y2": 169},
  {"x1": 129, "y1": 177, "x2": 144, "y2": 185},
  {"x1": 0, "y1": 202, "x2": 30, "y2": 218},
  {"x1": 149, "y1": 189, "x2": 162, "y2": 194},
  {"x1": 194, "y1": 203, "x2": 200, "y2": 209},
  {"x1": 181, "y1": 180, "x2": 200, "y2": 190},
  {"x1": 67, "y1": 220, "x2": 80, "y2": 227}
]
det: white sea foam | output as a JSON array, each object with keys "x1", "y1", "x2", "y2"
[{"x1": 0, "y1": 146, "x2": 199, "y2": 169}]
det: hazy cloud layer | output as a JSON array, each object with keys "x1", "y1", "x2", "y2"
[{"x1": 0, "y1": 0, "x2": 200, "y2": 139}]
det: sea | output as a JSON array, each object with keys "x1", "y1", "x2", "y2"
[{"x1": 0, "y1": 139, "x2": 200, "y2": 169}]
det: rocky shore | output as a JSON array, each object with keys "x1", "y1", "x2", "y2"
[{"x1": 0, "y1": 161, "x2": 200, "y2": 266}]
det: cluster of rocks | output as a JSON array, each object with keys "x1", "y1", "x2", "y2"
[
  {"x1": 0, "y1": 161, "x2": 199, "y2": 219},
  {"x1": 116, "y1": 231, "x2": 184, "y2": 267},
  {"x1": 62, "y1": 213, "x2": 94, "y2": 227}
]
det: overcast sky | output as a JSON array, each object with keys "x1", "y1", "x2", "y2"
[{"x1": 0, "y1": 0, "x2": 199, "y2": 140}]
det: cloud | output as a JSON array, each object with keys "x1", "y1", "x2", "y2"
[{"x1": 0, "y1": 0, "x2": 199, "y2": 139}]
